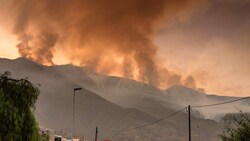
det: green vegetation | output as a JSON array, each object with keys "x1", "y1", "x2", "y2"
[
  {"x1": 0, "y1": 72, "x2": 48, "y2": 141},
  {"x1": 220, "y1": 108, "x2": 250, "y2": 141}
]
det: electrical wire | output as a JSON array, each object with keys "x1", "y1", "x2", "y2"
[
  {"x1": 126, "y1": 107, "x2": 186, "y2": 131},
  {"x1": 191, "y1": 96, "x2": 250, "y2": 108},
  {"x1": 111, "y1": 107, "x2": 187, "y2": 139},
  {"x1": 107, "y1": 96, "x2": 250, "y2": 139}
]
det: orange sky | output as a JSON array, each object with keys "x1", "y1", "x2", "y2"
[{"x1": 0, "y1": 0, "x2": 250, "y2": 97}]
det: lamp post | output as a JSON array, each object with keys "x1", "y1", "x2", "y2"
[{"x1": 71, "y1": 88, "x2": 82, "y2": 141}]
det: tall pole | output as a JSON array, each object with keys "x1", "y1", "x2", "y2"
[
  {"x1": 188, "y1": 105, "x2": 191, "y2": 141},
  {"x1": 71, "y1": 90, "x2": 76, "y2": 140},
  {"x1": 71, "y1": 88, "x2": 82, "y2": 141},
  {"x1": 95, "y1": 127, "x2": 98, "y2": 141}
]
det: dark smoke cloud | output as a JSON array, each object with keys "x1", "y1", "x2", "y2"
[
  {"x1": 158, "y1": 67, "x2": 204, "y2": 92},
  {"x1": 184, "y1": 76, "x2": 196, "y2": 89},
  {"x1": 17, "y1": 31, "x2": 58, "y2": 65},
  {"x1": 6, "y1": 0, "x2": 207, "y2": 87},
  {"x1": 122, "y1": 58, "x2": 134, "y2": 79},
  {"x1": 184, "y1": 75, "x2": 205, "y2": 92}
]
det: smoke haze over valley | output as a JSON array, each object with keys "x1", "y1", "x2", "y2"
[{"x1": 0, "y1": 58, "x2": 249, "y2": 140}]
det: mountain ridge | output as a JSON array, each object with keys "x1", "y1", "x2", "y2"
[{"x1": 1, "y1": 57, "x2": 248, "y2": 141}]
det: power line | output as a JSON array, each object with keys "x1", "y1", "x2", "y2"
[
  {"x1": 191, "y1": 96, "x2": 250, "y2": 108},
  {"x1": 107, "y1": 96, "x2": 250, "y2": 140},
  {"x1": 111, "y1": 107, "x2": 186, "y2": 139},
  {"x1": 189, "y1": 96, "x2": 250, "y2": 141},
  {"x1": 126, "y1": 107, "x2": 186, "y2": 131}
]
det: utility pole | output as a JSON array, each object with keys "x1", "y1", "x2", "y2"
[
  {"x1": 71, "y1": 88, "x2": 82, "y2": 140},
  {"x1": 95, "y1": 127, "x2": 98, "y2": 141},
  {"x1": 188, "y1": 105, "x2": 191, "y2": 141},
  {"x1": 71, "y1": 90, "x2": 76, "y2": 140}
]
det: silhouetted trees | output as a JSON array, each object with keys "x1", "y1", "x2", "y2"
[
  {"x1": 220, "y1": 108, "x2": 250, "y2": 141},
  {"x1": 0, "y1": 71, "x2": 48, "y2": 141}
]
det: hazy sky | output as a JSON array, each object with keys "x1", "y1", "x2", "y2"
[
  {"x1": 155, "y1": 0, "x2": 250, "y2": 96},
  {"x1": 0, "y1": 0, "x2": 249, "y2": 96}
]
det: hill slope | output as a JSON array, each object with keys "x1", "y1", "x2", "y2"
[
  {"x1": 0, "y1": 57, "x2": 239, "y2": 141},
  {"x1": 164, "y1": 85, "x2": 250, "y2": 120}
]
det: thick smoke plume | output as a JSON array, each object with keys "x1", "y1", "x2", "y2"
[{"x1": 6, "y1": 0, "x2": 207, "y2": 89}]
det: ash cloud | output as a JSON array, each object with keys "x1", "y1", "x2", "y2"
[
  {"x1": 17, "y1": 31, "x2": 58, "y2": 65},
  {"x1": 6, "y1": 0, "x2": 207, "y2": 88},
  {"x1": 158, "y1": 67, "x2": 205, "y2": 92}
]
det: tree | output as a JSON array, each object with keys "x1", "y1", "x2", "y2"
[
  {"x1": 220, "y1": 108, "x2": 250, "y2": 141},
  {"x1": 0, "y1": 71, "x2": 48, "y2": 141}
]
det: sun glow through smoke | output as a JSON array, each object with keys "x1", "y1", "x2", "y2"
[{"x1": 0, "y1": 0, "x2": 250, "y2": 97}]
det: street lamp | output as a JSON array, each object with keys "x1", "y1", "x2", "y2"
[{"x1": 71, "y1": 87, "x2": 82, "y2": 140}]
